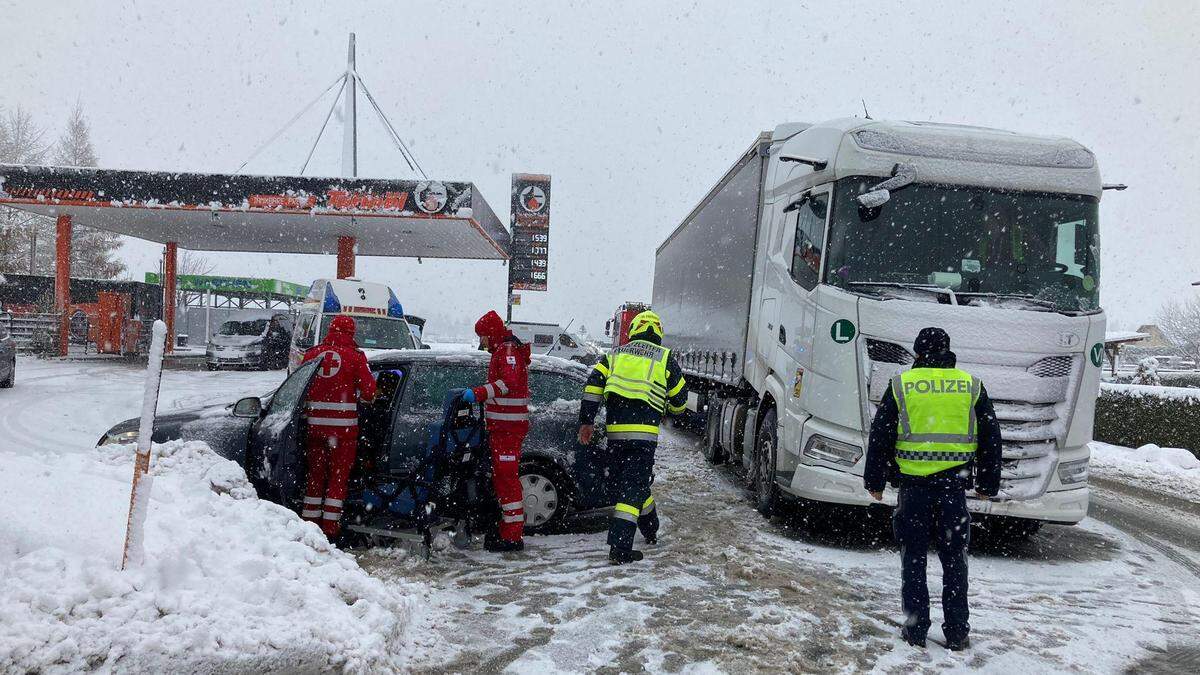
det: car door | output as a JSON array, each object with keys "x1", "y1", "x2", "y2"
[
  {"x1": 387, "y1": 363, "x2": 484, "y2": 474},
  {"x1": 249, "y1": 359, "x2": 320, "y2": 506}
]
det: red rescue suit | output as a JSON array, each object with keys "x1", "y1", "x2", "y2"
[
  {"x1": 301, "y1": 315, "x2": 377, "y2": 538},
  {"x1": 472, "y1": 311, "x2": 532, "y2": 543}
]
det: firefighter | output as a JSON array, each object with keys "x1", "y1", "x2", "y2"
[
  {"x1": 300, "y1": 315, "x2": 377, "y2": 539},
  {"x1": 461, "y1": 310, "x2": 532, "y2": 552},
  {"x1": 864, "y1": 327, "x2": 1002, "y2": 651},
  {"x1": 578, "y1": 310, "x2": 688, "y2": 565}
]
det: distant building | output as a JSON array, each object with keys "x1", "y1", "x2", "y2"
[{"x1": 1134, "y1": 324, "x2": 1175, "y2": 350}]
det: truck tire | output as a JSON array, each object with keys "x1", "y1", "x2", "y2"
[
  {"x1": 701, "y1": 404, "x2": 726, "y2": 465},
  {"x1": 753, "y1": 408, "x2": 781, "y2": 517}
]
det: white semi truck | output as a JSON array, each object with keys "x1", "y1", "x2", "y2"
[{"x1": 653, "y1": 118, "x2": 1107, "y2": 531}]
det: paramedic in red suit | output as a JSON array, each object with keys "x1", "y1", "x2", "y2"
[
  {"x1": 300, "y1": 315, "x2": 377, "y2": 539},
  {"x1": 462, "y1": 310, "x2": 532, "y2": 552}
]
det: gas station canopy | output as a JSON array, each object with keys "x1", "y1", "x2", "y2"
[{"x1": 0, "y1": 164, "x2": 511, "y2": 259}]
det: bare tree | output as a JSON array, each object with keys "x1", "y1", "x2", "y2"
[
  {"x1": 179, "y1": 249, "x2": 216, "y2": 277},
  {"x1": 1156, "y1": 296, "x2": 1200, "y2": 363},
  {"x1": 0, "y1": 106, "x2": 53, "y2": 274}
]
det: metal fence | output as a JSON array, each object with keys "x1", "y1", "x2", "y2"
[{"x1": 9, "y1": 313, "x2": 61, "y2": 352}]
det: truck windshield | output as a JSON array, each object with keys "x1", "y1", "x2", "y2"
[
  {"x1": 825, "y1": 177, "x2": 1100, "y2": 313},
  {"x1": 320, "y1": 315, "x2": 415, "y2": 350}
]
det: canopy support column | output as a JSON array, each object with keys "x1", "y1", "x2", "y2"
[
  {"x1": 337, "y1": 236, "x2": 356, "y2": 279},
  {"x1": 54, "y1": 214, "x2": 72, "y2": 357},
  {"x1": 164, "y1": 242, "x2": 178, "y2": 354}
]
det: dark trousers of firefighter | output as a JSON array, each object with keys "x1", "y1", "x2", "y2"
[
  {"x1": 607, "y1": 439, "x2": 660, "y2": 550},
  {"x1": 304, "y1": 427, "x2": 358, "y2": 538},
  {"x1": 490, "y1": 429, "x2": 527, "y2": 542},
  {"x1": 893, "y1": 479, "x2": 971, "y2": 642}
]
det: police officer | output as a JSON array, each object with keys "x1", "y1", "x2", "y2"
[
  {"x1": 578, "y1": 311, "x2": 688, "y2": 565},
  {"x1": 864, "y1": 327, "x2": 1002, "y2": 651}
]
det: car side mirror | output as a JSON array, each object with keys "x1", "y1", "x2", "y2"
[{"x1": 233, "y1": 396, "x2": 263, "y2": 418}]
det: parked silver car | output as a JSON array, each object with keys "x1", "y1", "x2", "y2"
[{"x1": 0, "y1": 311, "x2": 15, "y2": 388}]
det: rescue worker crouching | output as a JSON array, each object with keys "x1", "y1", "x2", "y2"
[
  {"x1": 864, "y1": 327, "x2": 1002, "y2": 651},
  {"x1": 300, "y1": 315, "x2": 377, "y2": 540},
  {"x1": 461, "y1": 310, "x2": 532, "y2": 553},
  {"x1": 578, "y1": 310, "x2": 688, "y2": 565}
]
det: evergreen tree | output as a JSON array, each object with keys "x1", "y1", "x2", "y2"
[{"x1": 53, "y1": 100, "x2": 124, "y2": 279}]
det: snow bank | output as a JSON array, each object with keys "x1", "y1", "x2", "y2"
[
  {"x1": 0, "y1": 441, "x2": 415, "y2": 673},
  {"x1": 1100, "y1": 382, "x2": 1200, "y2": 402},
  {"x1": 1090, "y1": 441, "x2": 1200, "y2": 505}
]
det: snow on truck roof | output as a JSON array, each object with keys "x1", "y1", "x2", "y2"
[{"x1": 769, "y1": 118, "x2": 1104, "y2": 198}]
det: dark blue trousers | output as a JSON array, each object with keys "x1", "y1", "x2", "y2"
[
  {"x1": 607, "y1": 439, "x2": 659, "y2": 550},
  {"x1": 893, "y1": 478, "x2": 971, "y2": 642}
]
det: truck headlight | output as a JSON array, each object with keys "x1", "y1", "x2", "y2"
[
  {"x1": 99, "y1": 430, "x2": 139, "y2": 446},
  {"x1": 803, "y1": 436, "x2": 863, "y2": 466},
  {"x1": 1057, "y1": 458, "x2": 1089, "y2": 485}
]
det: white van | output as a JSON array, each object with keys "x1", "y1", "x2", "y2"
[
  {"x1": 509, "y1": 321, "x2": 601, "y2": 364},
  {"x1": 288, "y1": 278, "x2": 417, "y2": 371},
  {"x1": 206, "y1": 309, "x2": 293, "y2": 370}
]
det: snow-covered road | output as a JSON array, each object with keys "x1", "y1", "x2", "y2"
[
  {"x1": 376, "y1": 431, "x2": 1200, "y2": 673},
  {"x1": 2, "y1": 356, "x2": 1198, "y2": 672}
]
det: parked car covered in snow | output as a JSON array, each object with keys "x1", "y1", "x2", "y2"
[
  {"x1": 206, "y1": 309, "x2": 293, "y2": 370},
  {"x1": 99, "y1": 349, "x2": 612, "y2": 535}
]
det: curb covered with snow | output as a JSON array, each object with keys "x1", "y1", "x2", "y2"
[
  {"x1": 1090, "y1": 441, "x2": 1200, "y2": 505},
  {"x1": 0, "y1": 441, "x2": 416, "y2": 673}
]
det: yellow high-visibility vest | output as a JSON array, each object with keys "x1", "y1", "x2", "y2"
[{"x1": 891, "y1": 367, "x2": 981, "y2": 476}]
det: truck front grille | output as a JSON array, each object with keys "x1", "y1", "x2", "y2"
[{"x1": 864, "y1": 352, "x2": 1081, "y2": 501}]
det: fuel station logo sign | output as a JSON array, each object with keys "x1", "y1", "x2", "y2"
[
  {"x1": 414, "y1": 181, "x2": 448, "y2": 214},
  {"x1": 519, "y1": 185, "x2": 547, "y2": 213}
]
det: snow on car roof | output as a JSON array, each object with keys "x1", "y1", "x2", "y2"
[{"x1": 367, "y1": 346, "x2": 591, "y2": 377}]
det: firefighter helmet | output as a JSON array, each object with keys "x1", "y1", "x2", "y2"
[{"x1": 629, "y1": 310, "x2": 664, "y2": 339}]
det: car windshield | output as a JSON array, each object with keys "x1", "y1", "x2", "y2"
[
  {"x1": 319, "y1": 315, "x2": 415, "y2": 350},
  {"x1": 825, "y1": 177, "x2": 1100, "y2": 313},
  {"x1": 219, "y1": 319, "x2": 269, "y2": 336}
]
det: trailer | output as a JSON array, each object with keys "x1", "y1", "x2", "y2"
[{"x1": 653, "y1": 118, "x2": 1108, "y2": 531}]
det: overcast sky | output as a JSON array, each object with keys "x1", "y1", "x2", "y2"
[{"x1": 2, "y1": 0, "x2": 1197, "y2": 336}]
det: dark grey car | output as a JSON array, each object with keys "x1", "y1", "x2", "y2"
[
  {"x1": 0, "y1": 312, "x2": 15, "y2": 388},
  {"x1": 100, "y1": 349, "x2": 613, "y2": 533}
]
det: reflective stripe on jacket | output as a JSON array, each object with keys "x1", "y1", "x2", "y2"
[
  {"x1": 890, "y1": 367, "x2": 981, "y2": 476},
  {"x1": 580, "y1": 339, "x2": 687, "y2": 437}
]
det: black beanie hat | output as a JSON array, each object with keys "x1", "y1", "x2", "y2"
[{"x1": 913, "y1": 327, "x2": 951, "y2": 357}]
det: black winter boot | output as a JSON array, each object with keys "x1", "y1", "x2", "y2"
[
  {"x1": 901, "y1": 627, "x2": 927, "y2": 648},
  {"x1": 944, "y1": 636, "x2": 970, "y2": 651},
  {"x1": 484, "y1": 533, "x2": 524, "y2": 552},
  {"x1": 609, "y1": 547, "x2": 644, "y2": 565}
]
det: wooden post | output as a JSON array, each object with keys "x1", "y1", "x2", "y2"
[
  {"x1": 54, "y1": 214, "x2": 72, "y2": 357},
  {"x1": 164, "y1": 242, "x2": 178, "y2": 354},
  {"x1": 337, "y1": 236, "x2": 356, "y2": 279}
]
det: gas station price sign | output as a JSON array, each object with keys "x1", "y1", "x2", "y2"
[{"x1": 508, "y1": 173, "x2": 551, "y2": 292}]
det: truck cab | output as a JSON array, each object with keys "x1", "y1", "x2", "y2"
[
  {"x1": 288, "y1": 278, "x2": 416, "y2": 371},
  {"x1": 656, "y1": 119, "x2": 1107, "y2": 528}
]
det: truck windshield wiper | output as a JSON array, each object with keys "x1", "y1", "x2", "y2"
[
  {"x1": 847, "y1": 281, "x2": 958, "y2": 304},
  {"x1": 954, "y1": 292, "x2": 1058, "y2": 311}
]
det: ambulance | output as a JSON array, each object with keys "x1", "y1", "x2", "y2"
[{"x1": 288, "y1": 278, "x2": 417, "y2": 371}]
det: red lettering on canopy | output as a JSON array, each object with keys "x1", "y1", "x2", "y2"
[{"x1": 327, "y1": 190, "x2": 409, "y2": 212}]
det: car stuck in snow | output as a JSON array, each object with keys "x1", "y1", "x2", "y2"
[{"x1": 99, "y1": 348, "x2": 614, "y2": 539}]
